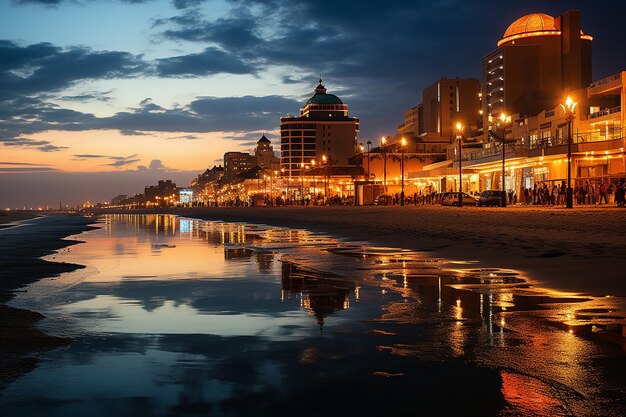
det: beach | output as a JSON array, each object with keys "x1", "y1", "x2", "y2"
[
  {"x1": 96, "y1": 206, "x2": 626, "y2": 297},
  {"x1": 0, "y1": 213, "x2": 96, "y2": 386}
]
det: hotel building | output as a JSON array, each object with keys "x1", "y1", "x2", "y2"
[
  {"x1": 280, "y1": 80, "x2": 359, "y2": 176},
  {"x1": 482, "y1": 11, "x2": 592, "y2": 131},
  {"x1": 414, "y1": 11, "x2": 624, "y2": 199}
]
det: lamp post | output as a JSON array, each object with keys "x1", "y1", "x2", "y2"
[
  {"x1": 381, "y1": 136, "x2": 388, "y2": 190},
  {"x1": 400, "y1": 137, "x2": 407, "y2": 206},
  {"x1": 311, "y1": 159, "x2": 316, "y2": 204},
  {"x1": 366, "y1": 140, "x2": 371, "y2": 180},
  {"x1": 499, "y1": 112, "x2": 507, "y2": 207},
  {"x1": 561, "y1": 96, "x2": 577, "y2": 208},
  {"x1": 456, "y1": 122, "x2": 464, "y2": 207},
  {"x1": 300, "y1": 162, "x2": 305, "y2": 205},
  {"x1": 322, "y1": 155, "x2": 328, "y2": 204}
]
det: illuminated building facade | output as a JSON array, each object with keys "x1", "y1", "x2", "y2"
[
  {"x1": 254, "y1": 135, "x2": 280, "y2": 171},
  {"x1": 482, "y1": 11, "x2": 592, "y2": 131},
  {"x1": 280, "y1": 79, "x2": 359, "y2": 176},
  {"x1": 144, "y1": 180, "x2": 178, "y2": 206},
  {"x1": 224, "y1": 151, "x2": 257, "y2": 182}
]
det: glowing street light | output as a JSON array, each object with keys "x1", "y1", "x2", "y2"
[
  {"x1": 311, "y1": 159, "x2": 317, "y2": 202},
  {"x1": 321, "y1": 154, "x2": 328, "y2": 204},
  {"x1": 560, "y1": 96, "x2": 578, "y2": 208},
  {"x1": 499, "y1": 112, "x2": 507, "y2": 207},
  {"x1": 381, "y1": 136, "x2": 388, "y2": 189},
  {"x1": 400, "y1": 137, "x2": 407, "y2": 206},
  {"x1": 455, "y1": 122, "x2": 464, "y2": 207}
]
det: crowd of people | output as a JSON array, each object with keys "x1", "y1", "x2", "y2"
[{"x1": 518, "y1": 179, "x2": 626, "y2": 206}]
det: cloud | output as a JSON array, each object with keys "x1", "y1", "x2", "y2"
[
  {"x1": 136, "y1": 159, "x2": 176, "y2": 172},
  {"x1": 58, "y1": 90, "x2": 113, "y2": 102},
  {"x1": 2, "y1": 137, "x2": 68, "y2": 152},
  {"x1": 0, "y1": 161, "x2": 51, "y2": 166},
  {"x1": 0, "y1": 94, "x2": 299, "y2": 145},
  {"x1": 0, "y1": 161, "x2": 56, "y2": 173},
  {"x1": 168, "y1": 134, "x2": 199, "y2": 140},
  {"x1": 72, "y1": 153, "x2": 141, "y2": 168},
  {"x1": 104, "y1": 158, "x2": 141, "y2": 167},
  {"x1": 0, "y1": 166, "x2": 58, "y2": 172},
  {"x1": 0, "y1": 40, "x2": 147, "y2": 98},
  {"x1": 155, "y1": 47, "x2": 256, "y2": 77}
]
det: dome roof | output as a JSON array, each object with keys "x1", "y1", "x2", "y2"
[
  {"x1": 503, "y1": 13, "x2": 558, "y2": 38},
  {"x1": 305, "y1": 78, "x2": 343, "y2": 106},
  {"x1": 306, "y1": 93, "x2": 343, "y2": 105}
]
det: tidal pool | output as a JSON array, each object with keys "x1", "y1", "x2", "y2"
[{"x1": 3, "y1": 214, "x2": 625, "y2": 416}]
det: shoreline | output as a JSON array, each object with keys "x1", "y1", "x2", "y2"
[
  {"x1": 93, "y1": 206, "x2": 626, "y2": 297},
  {"x1": 0, "y1": 214, "x2": 98, "y2": 386}
]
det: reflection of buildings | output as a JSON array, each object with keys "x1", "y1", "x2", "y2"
[
  {"x1": 281, "y1": 262, "x2": 353, "y2": 326},
  {"x1": 224, "y1": 247, "x2": 254, "y2": 260},
  {"x1": 255, "y1": 251, "x2": 273, "y2": 274}
]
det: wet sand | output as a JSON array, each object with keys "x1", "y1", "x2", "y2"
[
  {"x1": 0, "y1": 211, "x2": 39, "y2": 228},
  {"x1": 96, "y1": 206, "x2": 626, "y2": 297},
  {"x1": 0, "y1": 214, "x2": 97, "y2": 386}
]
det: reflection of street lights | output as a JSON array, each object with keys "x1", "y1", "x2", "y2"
[
  {"x1": 381, "y1": 136, "x2": 388, "y2": 189},
  {"x1": 400, "y1": 137, "x2": 407, "y2": 206},
  {"x1": 561, "y1": 96, "x2": 577, "y2": 209},
  {"x1": 499, "y1": 112, "x2": 507, "y2": 207},
  {"x1": 456, "y1": 122, "x2": 464, "y2": 207}
]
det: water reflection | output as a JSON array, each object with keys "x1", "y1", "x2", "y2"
[{"x1": 2, "y1": 214, "x2": 625, "y2": 417}]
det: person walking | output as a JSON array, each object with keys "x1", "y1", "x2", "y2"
[
  {"x1": 599, "y1": 181, "x2": 608, "y2": 205},
  {"x1": 615, "y1": 180, "x2": 625, "y2": 207}
]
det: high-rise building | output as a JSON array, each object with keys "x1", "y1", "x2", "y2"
[
  {"x1": 421, "y1": 77, "x2": 481, "y2": 140},
  {"x1": 254, "y1": 135, "x2": 279, "y2": 170},
  {"x1": 482, "y1": 11, "x2": 592, "y2": 130},
  {"x1": 224, "y1": 151, "x2": 257, "y2": 182},
  {"x1": 280, "y1": 79, "x2": 359, "y2": 176}
]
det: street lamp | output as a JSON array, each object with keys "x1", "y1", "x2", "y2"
[
  {"x1": 311, "y1": 159, "x2": 316, "y2": 203},
  {"x1": 322, "y1": 154, "x2": 328, "y2": 204},
  {"x1": 381, "y1": 136, "x2": 388, "y2": 190},
  {"x1": 456, "y1": 122, "x2": 464, "y2": 207},
  {"x1": 561, "y1": 96, "x2": 577, "y2": 208},
  {"x1": 300, "y1": 162, "x2": 305, "y2": 205},
  {"x1": 400, "y1": 137, "x2": 407, "y2": 206},
  {"x1": 499, "y1": 112, "x2": 507, "y2": 207},
  {"x1": 366, "y1": 140, "x2": 372, "y2": 180}
]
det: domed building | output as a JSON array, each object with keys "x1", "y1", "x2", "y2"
[
  {"x1": 482, "y1": 10, "x2": 592, "y2": 130},
  {"x1": 280, "y1": 79, "x2": 359, "y2": 176}
]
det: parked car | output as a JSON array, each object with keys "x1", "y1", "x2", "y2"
[
  {"x1": 374, "y1": 194, "x2": 392, "y2": 205},
  {"x1": 478, "y1": 190, "x2": 506, "y2": 206},
  {"x1": 442, "y1": 192, "x2": 478, "y2": 206}
]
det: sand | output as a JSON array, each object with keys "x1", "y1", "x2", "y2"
[
  {"x1": 96, "y1": 206, "x2": 626, "y2": 297},
  {"x1": 0, "y1": 214, "x2": 97, "y2": 386}
]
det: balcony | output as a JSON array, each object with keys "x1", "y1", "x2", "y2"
[
  {"x1": 588, "y1": 73, "x2": 623, "y2": 96},
  {"x1": 528, "y1": 129, "x2": 624, "y2": 157},
  {"x1": 589, "y1": 106, "x2": 621, "y2": 119},
  {"x1": 462, "y1": 143, "x2": 528, "y2": 167}
]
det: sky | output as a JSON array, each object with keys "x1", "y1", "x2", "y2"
[{"x1": 1, "y1": 0, "x2": 625, "y2": 207}]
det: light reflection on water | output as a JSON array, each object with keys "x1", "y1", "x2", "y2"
[{"x1": 3, "y1": 214, "x2": 625, "y2": 417}]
